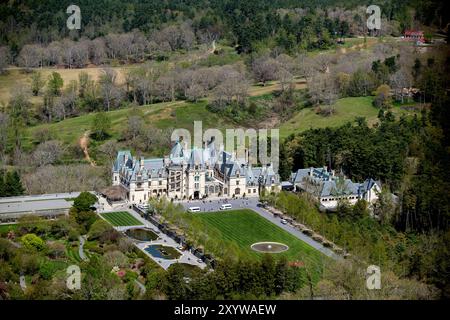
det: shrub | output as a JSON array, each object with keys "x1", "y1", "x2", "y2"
[{"x1": 21, "y1": 234, "x2": 46, "y2": 251}]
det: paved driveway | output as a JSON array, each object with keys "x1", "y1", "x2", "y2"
[{"x1": 178, "y1": 198, "x2": 340, "y2": 260}]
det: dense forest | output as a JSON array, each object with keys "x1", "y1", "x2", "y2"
[{"x1": 0, "y1": 0, "x2": 448, "y2": 58}]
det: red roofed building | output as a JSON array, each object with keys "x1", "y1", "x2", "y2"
[{"x1": 404, "y1": 30, "x2": 425, "y2": 43}]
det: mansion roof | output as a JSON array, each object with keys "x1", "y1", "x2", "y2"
[
  {"x1": 114, "y1": 140, "x2": 280, "y2": 187},
  {"x1": 290, "y1": 167, "x2": 381, "y2": 198}
]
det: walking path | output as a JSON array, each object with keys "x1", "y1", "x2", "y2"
[
  {"x1": 78, "y1": 235, "x2": 88, "y2": 261},
  {"x1": 134, "y1": 279, "x2": 146, "y2": 295},
  {"x1": 79, "y1": 131, "x2": 96, "y2": 167},
  {"x1": 19, "y1": 274, "x2": 27, "y2": 291}
]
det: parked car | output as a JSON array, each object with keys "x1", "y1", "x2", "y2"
[
  {"x1": 219, "y1": 204, "x2": 232, "y2": 210},
  {"x1": 188, "y1": 207, "x2": 201, "y2": 213},
  {"x1": 280, "y1": 219, "x2": 288, "y2": 225}
]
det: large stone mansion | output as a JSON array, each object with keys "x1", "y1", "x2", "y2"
[{"x1": 112, "y1": 138, "x2": 280, "y2": 204}]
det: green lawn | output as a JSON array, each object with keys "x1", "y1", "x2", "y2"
[
  {"x1": 21, "y1": 99, "x2": 233, "y2": 151},
  {"x1": 192, "y1": 209, "x2": 327, "y2": 278},
  {"x1": 280, "y1": 96, "x2": 418, "y2": 138},
  {"x1": 0, "y1": 224, "x2": 18, "y2": 235},
  {"x1": 66, "y1": 244, "x2": 82, "y2": 263},
  {"x1": 100, "y1": 211, "x2": 144, "y2": 226}
]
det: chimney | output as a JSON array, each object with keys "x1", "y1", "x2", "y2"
[
  {"x1": 309, "y1": 167, "x2": 313, "y2": 176},
  {"x1": 140, "y1": 157, "x2": 144, "y2": 170}
]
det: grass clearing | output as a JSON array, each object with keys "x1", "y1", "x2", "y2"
[
  {"x1": 0, "y1": 224, "x2": 18, "y2": 235},
  {"x1": 0, "y1": 66, "x2": 137, "y2": 105},
  {"x1": 280, "y1": 96, "x2": 419, "y2": 138},
  {"x1": 192, "y1": 209, "x2": 327, "y2": 279},
  {"x1": 66, "y1": 244, "x2": 82, "y2": 263},
  {"x1": 100, "y1": 211, "x2": 144, "y2": 227},
  {"x1": 21, "y1": 100, "x2": 234, "y2": 152}
]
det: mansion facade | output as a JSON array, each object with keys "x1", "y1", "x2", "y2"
[
  {"x1": 112, "y1": 138, "x2": 280, "y2": 204},
  {"x1": 290, "y1": 167, "x2": 382, "y2": 211}
]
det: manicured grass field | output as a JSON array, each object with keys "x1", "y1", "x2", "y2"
[
  {"x1": 193, "y1": 209, "x2": 327, "y2": 278},
  {"x1": 100, "y1": 211, "x2": 144, "y2": 226}
]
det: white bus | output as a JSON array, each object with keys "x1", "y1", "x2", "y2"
[
  {"x1": 219, "y1": 204, "x2": 232, "y2": 210},
  {"x1": 188, "y1": 207, "x2": 201, "y2": 213}
]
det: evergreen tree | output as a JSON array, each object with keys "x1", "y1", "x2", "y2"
[
  {"x1": 164, "y1": 263, "x2": 189, "y2": 300},
  {"x1": 0, "y1": 170, "x2": 5, "y2": 196},
  {"x1": 4, "y1": 170, "x2": 24, "y2": 196},
  {"x1": 47, "y1": 72, "x2": 64, "y2": 96},
  {"x1": 91, "y1": 112, "x2": 112, "y2": 141}
]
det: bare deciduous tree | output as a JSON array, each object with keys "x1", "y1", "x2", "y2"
[
  {"x1": 18, "y1": 44, "x2": 44, "y2": 71},
  {"x1": 0, "y1": 112, "x2": 8, "y2": 154},
  {"x1": 252, "y1": 56, "x2": 280, "y2": 86},
  {"x1": 308, "y1": 73, "x2": 339, "y2": 106},
  {"x1": 32, "y1": 140, "x2": 65, "y2": 167},
  {"x1": 390, "y1": 68, "x2": 413, "y2": 103},
  {"x1": 0, "y1": 46, "x2": 11, "y2": 74},
  {"x1": 21, "y1": 164, "x2": 108, "y2": 194},
  {"x1": 212, "y1": 68, "x2": 249, "y2": 109},
  {"x1": 98, "y1": 140, "x2": 119, "y2": 162},
  {"x1": 90, "y1": 38, "x2": 107, "y2": 65},
  {"x1": 99, "y1": 68, "x2": 123, "y2": 111}
]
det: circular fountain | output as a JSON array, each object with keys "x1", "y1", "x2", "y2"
[{"x1": 250, "y1": 242, "x2": 289, "y2": 253}]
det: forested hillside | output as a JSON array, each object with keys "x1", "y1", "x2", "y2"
[{"x1": 0, "y1": 0, "x2": 447, "y2": 57}]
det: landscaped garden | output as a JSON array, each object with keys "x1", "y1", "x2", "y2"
[
  {"x1": 0, "y1": 196, "x2": 164, "y2": 299},
  {"x1": 100, "y1": 211, "x2": 144, "y2": 227}
]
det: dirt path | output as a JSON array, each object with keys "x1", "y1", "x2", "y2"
[
  {"x1": 79, "y1": 131, "x2": 96, "y2": 167},
  {"x1": 248, "y1": 79, "x2": 307, "y2": 96}
]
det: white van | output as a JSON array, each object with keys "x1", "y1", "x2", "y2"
[
  {"x1": 219, "y1": 204, "x2": 232, "y2": 210},
  {"x1": 188, "y1": 207, "x2": 201, "y2": 213}
]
